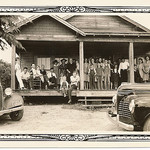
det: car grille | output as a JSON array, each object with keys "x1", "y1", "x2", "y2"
[{"x1": 118, "y1": 100, "x2": 131, "y2": 119}]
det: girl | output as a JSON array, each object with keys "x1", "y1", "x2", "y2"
[
  {"x1": 137, "y1": 58, "x2": 144, "y2": 83},
  {"x1": 60, "y1": 73, "x2": 69, "y2": 97}
]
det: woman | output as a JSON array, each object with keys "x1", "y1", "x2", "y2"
[
  {"x1": 84, "y1": 58, "x2": 89, "y2": 89},
  {"x1": 53, "y1": 60, "x2": 59, "y2": 86},
  {"x1": 143, "y1": 56, "x2": 150, "y2": 82},
  {"x1": 137, "y1": 58, "x2": 144, "y2": 83}
]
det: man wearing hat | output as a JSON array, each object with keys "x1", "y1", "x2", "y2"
[{"x1": 59, "y1": 58, "x2": 68, "y2": 76}]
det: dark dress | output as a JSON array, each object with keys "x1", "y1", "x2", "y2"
[
  {"x1": 59, "y1": 64, "x2": 67, "y2": 76},
  {"x1": 67, "y1": 62, "x2": 76, "y2": 83}
]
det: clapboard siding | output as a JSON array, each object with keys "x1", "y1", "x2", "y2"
[
  {"x1": 67, "y1": 15, "x2": 144, "y2": 33},
  {"x1": 19, "y1": 16, "x2": 76, "y2": 36},
  {"x1": 20, "y1": 52, "x2": 34, "y2": 70}
]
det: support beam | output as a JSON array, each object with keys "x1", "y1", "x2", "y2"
[
  {"x1": 11, "y1": 45, "x2": 16, "y2": 90},
  {"x1": 79, "y1": 41, "x2": 84, "y2": 90},
  {"x1": 129, "y1": 42, "x2": 134, "y2": 83}
]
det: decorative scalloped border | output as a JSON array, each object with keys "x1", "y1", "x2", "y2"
[
  {"x1": 0, "y1": 134, "x2": 150, "y2": 141},
  {"x1": 0, "y1": 6, "x2": 150, "y2": 142}
]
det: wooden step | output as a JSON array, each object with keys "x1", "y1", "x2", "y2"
[
  {"x1": 83, "y1": 104, "x2": 113, "y2": 107},
  {"x1": 78, "y1": 99, "x2": 112, "y2": 102}
]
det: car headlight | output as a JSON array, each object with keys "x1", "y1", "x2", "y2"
[
  {"x1": 112, "y1": 94, "x2": 117, "y2": 104},
  {"x1": 129, "y1": 100, "x2": 135, "y2": 113},
  {"x1": 5, "y1": 88, "x2": 12, "y2": 96}
]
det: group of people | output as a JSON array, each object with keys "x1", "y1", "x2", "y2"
[
  {"x1": 84, "y1": 57, "x2": 129, "y2": 90},
  {"x1": 15, "y1": 57, "x2": 80, "y2": 103},
  {"x1": 134, "y1": 56, "x2": 150, "y2": 83}
]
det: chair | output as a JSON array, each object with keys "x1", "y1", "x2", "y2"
[{"x1": 33, "y1": 77, "x2": 41, "y2": 89}]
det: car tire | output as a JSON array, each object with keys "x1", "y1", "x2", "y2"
[
  {"x1": 143, "y1": 116, "x2": 150, "y2": 131},
  {"x1": 10, "y1": 110, "x2": 24, "y2": 121}
]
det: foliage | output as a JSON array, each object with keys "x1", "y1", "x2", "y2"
[
  {"x1": 0, "y1": 59, "x2": 11, "y2": 89},
  {"x1": 0, "y1": 15, "x2": 25, "y2": 50}
]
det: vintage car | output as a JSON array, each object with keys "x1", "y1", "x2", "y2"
[
  {"x1": 0, "y1": 84, "x2": 24, "y2": 121},
  {"x1": 108, "y1": 83, "x2": 150, "y2": 131}
]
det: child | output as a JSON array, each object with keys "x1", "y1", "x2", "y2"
[
  {"x1": 60, "y1": 73, "x2": 69, "y2": 97},
  {"x1": 88, "y1": 64, "x2": 96, "y2": 90}
]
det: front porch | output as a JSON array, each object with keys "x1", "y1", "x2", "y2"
[{"x1": 16, "y1": 89, "x2": 117, "y2": 97}]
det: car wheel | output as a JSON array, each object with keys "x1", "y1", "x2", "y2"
[
  {"x1": 143, "y1": 116, "x2": 150, "y2": 131},
  {"x1": 10, "y1": 110, "x2": 24, "y2": 121}
]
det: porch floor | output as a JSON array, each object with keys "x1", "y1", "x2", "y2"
[{"x1": 15, "y1": 89, "x2": 117, "y2": 97}]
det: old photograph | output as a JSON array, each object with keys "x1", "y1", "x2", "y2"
[{"x1": 0, "y1": 6, "x2": 150, "y2": 146}]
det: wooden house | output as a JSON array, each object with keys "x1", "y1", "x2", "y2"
[{"x1": 10, "y1": 15, "x2": 150, "y2": 98}]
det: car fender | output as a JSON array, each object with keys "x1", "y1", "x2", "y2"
[
  {"x1": 3, "y1": 93, "x2": 24, "y2": 109},
  {"x1": 134, "y1": 97, "x2": 150, "y2": 107}
]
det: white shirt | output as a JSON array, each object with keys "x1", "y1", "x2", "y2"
[
  {"x1": 70, "y1": 75, "x2": 80, "y2": 86},
  {"x1": 21, "y1": 71, "x2": 30, "y2": 80},
  {"x1": 118, "y1": 62, "x2": 129, "y2": 74},
  {"x1": 47, "y1": 72, "x2": 57, "y2": 79}
]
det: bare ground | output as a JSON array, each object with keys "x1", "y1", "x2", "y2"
[{"x1": 0, "y1": 104, "x2": 124, "y2": 132}]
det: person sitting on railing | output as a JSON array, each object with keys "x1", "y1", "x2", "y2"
[
  {"x1": 21, "y1": 67, "x2": 30, "y2": 89},
  {"x1": 68, "y1": 71, "x2": 80, "y2": 104},
  {"x1": 60, "y1": 72, "x2": 69, "y2": 97},
  {"x1": 47, "y1": 67, "x2": 57, "y2": 89}
]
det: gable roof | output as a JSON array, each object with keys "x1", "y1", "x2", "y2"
[
  {"x1": 9, "y1": 15, "x2": 86, "y2": 36},
  {"x1": 65, "y1": 15, "x2": 150, "y2": 34}
]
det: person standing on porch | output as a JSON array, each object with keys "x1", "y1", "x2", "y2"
[
  {"x1": 137, "y1": 58, "x2": 144, "y2": 83},
  {"x1": 103, "y1": 60, "x2": 111, "y2": 90},
  {"x1": 84, "y1": 58, "x2": 89, "y2": 89},
  {"x1": 15, "y1": 57, "x2": 24, "y2": 90},
  {"x1": 143, "y1": 56, "x2": 150, "y2": 83},
  {"x1": 96, "y1": 62, "x2": 103, "y2": 90},
  {"x1": 67, "y1": 58, "x2": 76, "y2": 83},
  {"x1": 68, "y1": 71, "x2": 80, "y2": 104},
  {"x1": 30, "y1": 64, "x2": 37, "y2": 90},
  {"x1": 118, "y1": 58, "x2": 129, "y2": 83},
  {"x1": 88, "y1": 64, "x2": 97, "y2": 90},
  {"x1": 53, "y1": 60, "x2": 60, "y2": 87},
  {"x1": 59, "y1": 58, "x2": 67, "y2": 76}
]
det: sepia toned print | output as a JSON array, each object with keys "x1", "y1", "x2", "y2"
[{"x1": 0, "y1": 5, "x2": 150, "y2": 147}]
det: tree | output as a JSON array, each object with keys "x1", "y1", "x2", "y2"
[
  {"x1": 0, "y1": 15, "x2": 25, "y2": 50},
  {"x1": 0, "y1": 15, "x2": 25, "y2": 88}
]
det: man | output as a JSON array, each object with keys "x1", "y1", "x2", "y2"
[
  {"x1": 59, "y1": 58, "x2": 67, "y2": 76},
  {"x1": 47, "y1": 68, "x2": 57, "y2": 89},
  {"x1": 68, "y1": 71, "x2": 80, "y2": 104},
  {"x1": 21, "y1": 67, "x2": 30, "y2": 89},
  {"x1": 118, "y1": 58, "x2": 129, "y2": 83},
  {"x1": 40, "y1": 64, "x2": 49, "y2": 89},
  {"x1": 30, "y1": 64, "x2": 37, "y2": 89}
]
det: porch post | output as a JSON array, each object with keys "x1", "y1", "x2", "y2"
[
  {"x1": 79, "y1": 41, "x2": 84, "y2": 90},
  {"x1": 129, "y1": 42, "x2": 134, "y2": 83},
  {"x1": 11, "y1": 44, "x2": 16, "y2": 90}
]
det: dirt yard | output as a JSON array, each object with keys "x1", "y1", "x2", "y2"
[{"x1": 0, "y1": 104, "x2": 124, "y2": 132}]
